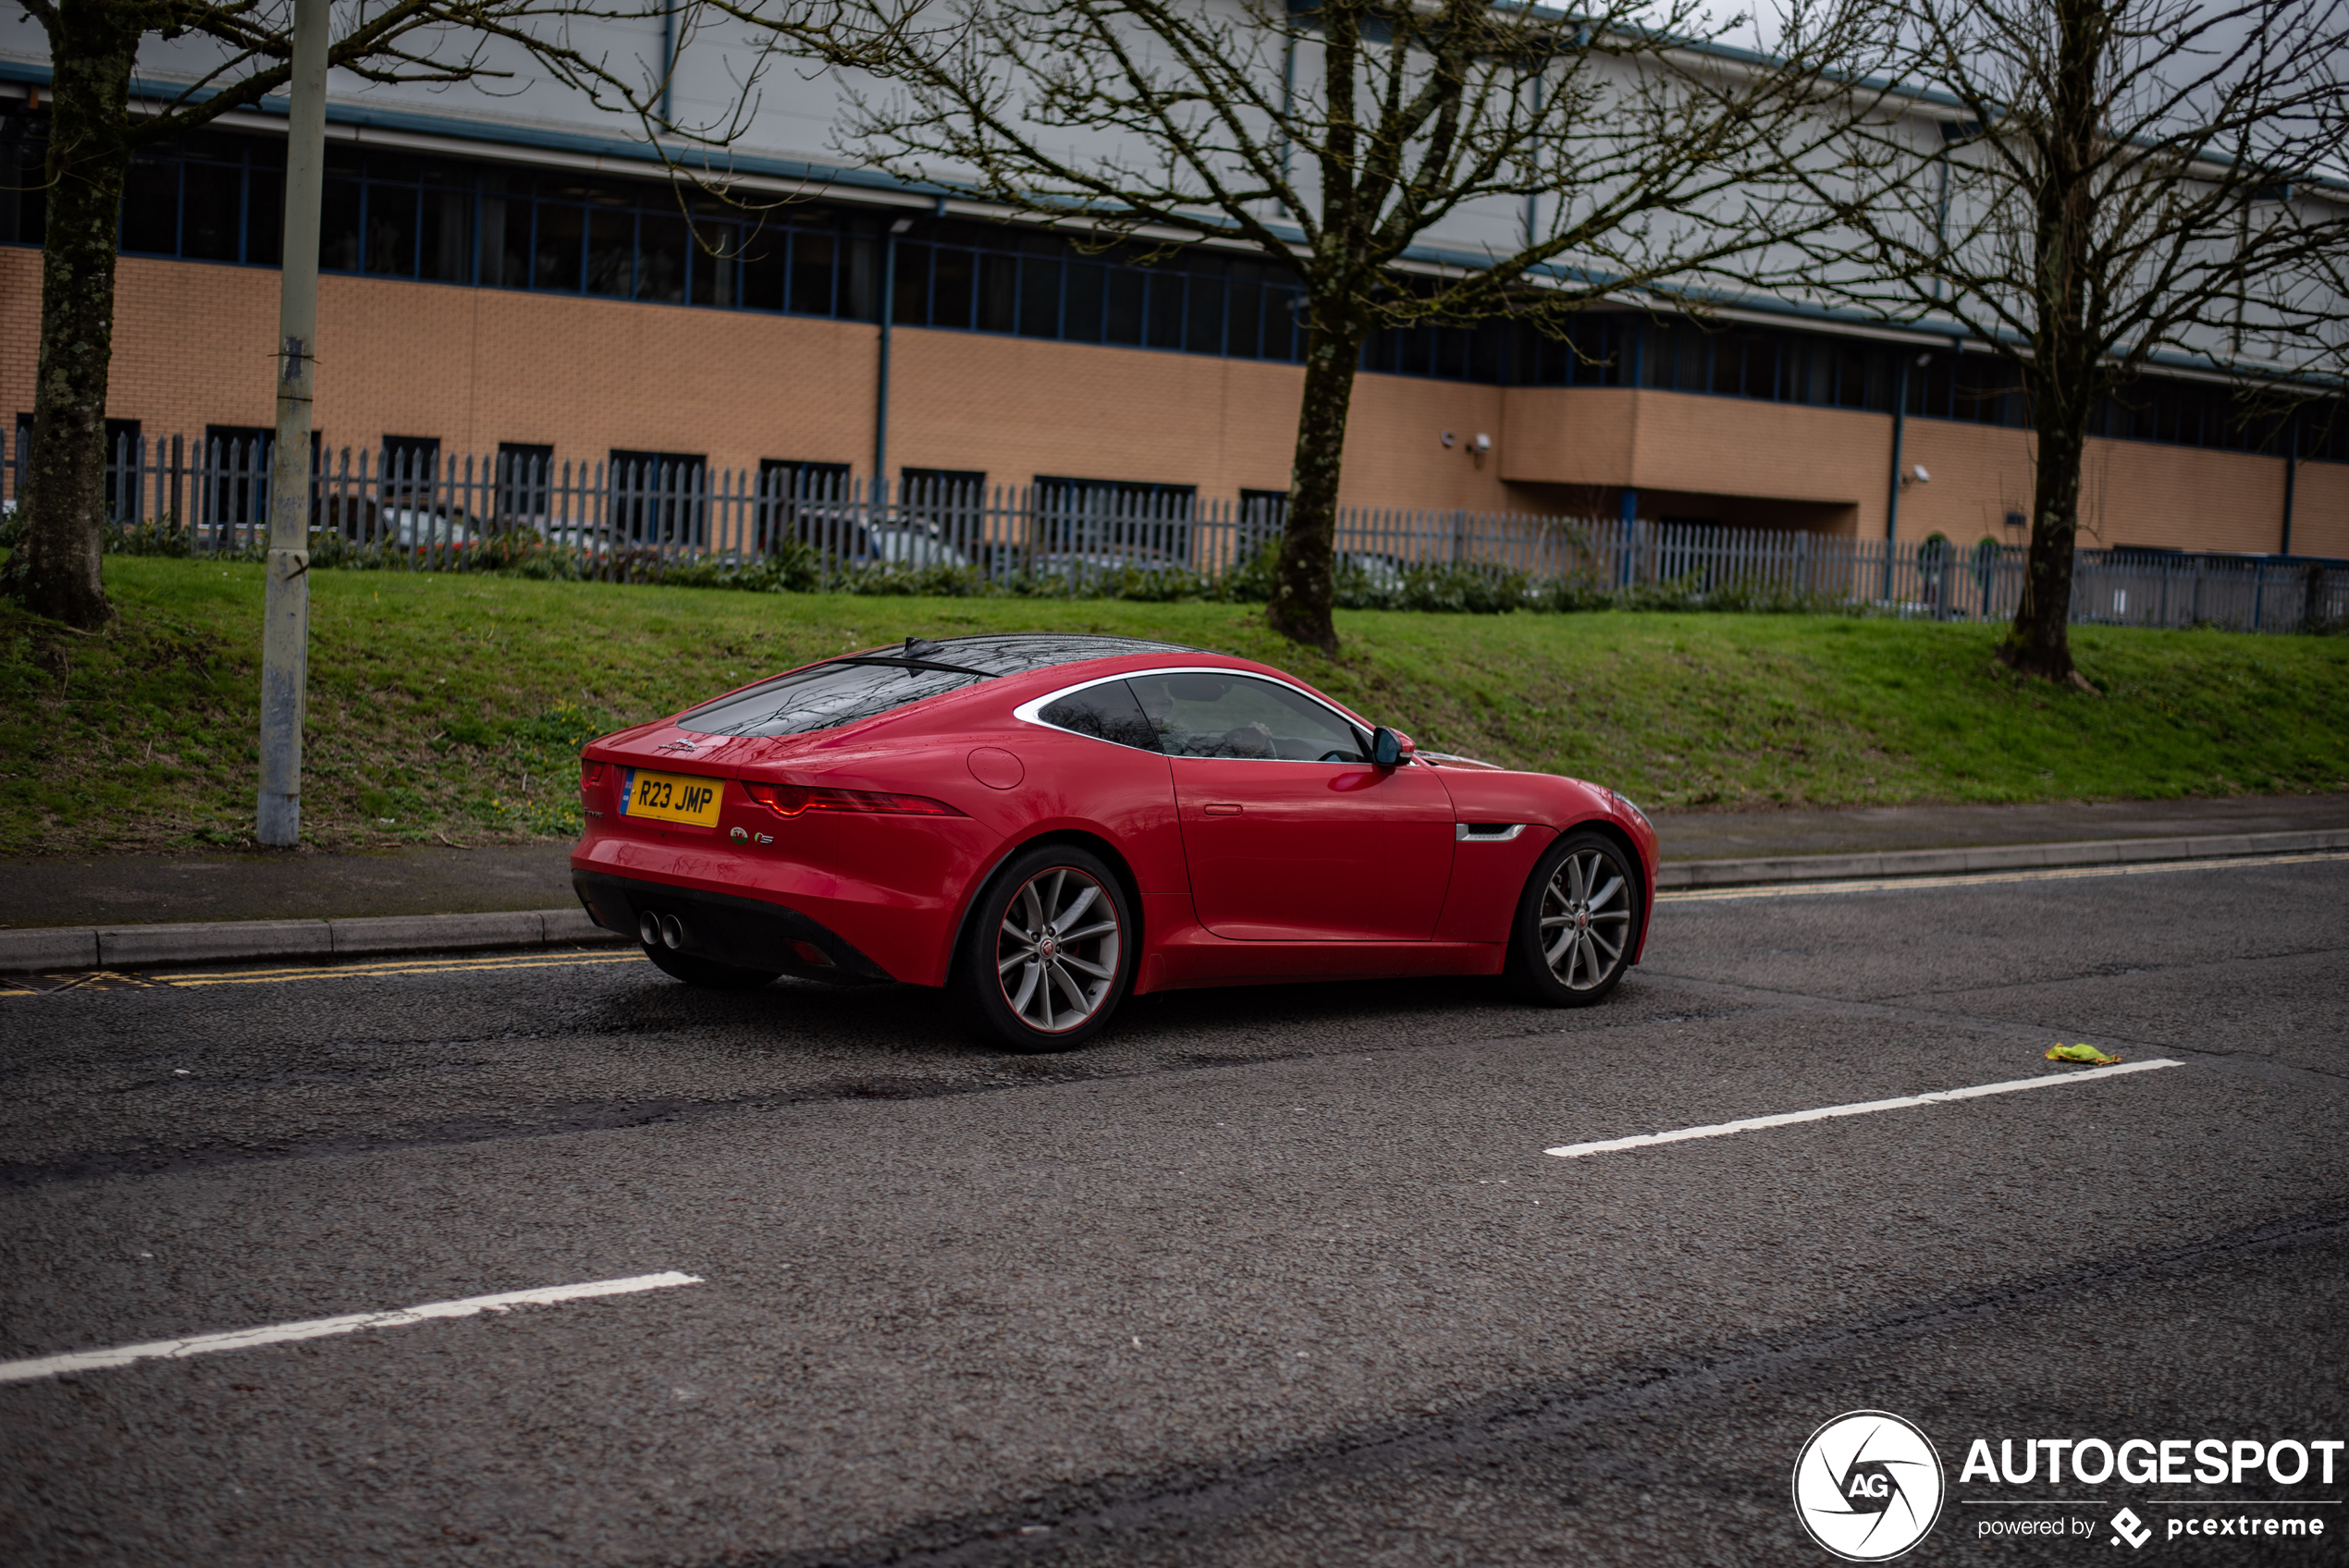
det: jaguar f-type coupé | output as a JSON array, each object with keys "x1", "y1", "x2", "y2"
[{"x1": 572, "y1": 634, "x2": 1657, "y2": 1050}]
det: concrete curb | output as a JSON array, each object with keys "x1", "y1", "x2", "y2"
[
  {"x1": 1654, "y1": 826, "x2": 2349, "y2": 890},
  {"x1": 2, "y1": 907, "x2": 621, "y2": 974},
  {"x1": 2, "y1": 827, "x2": 2341, "y2": 973}
]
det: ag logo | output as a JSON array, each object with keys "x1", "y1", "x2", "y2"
[{"x1": 1792, "y1": 1410, "x2": 1946, "y2": 1562}]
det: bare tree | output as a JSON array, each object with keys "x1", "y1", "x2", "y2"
[
  {"x1": 3, "y1": 0, "x2": 684, "y2": 631},
  {"x1": 707, "y1": 0, "x2": 1882, "y2": 651},
  {"x1": 1795, "y1": 0, "x2": 2349, "y2": 687}
]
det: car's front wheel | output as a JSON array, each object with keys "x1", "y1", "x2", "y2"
[
  {"x1": 1506, "y1": 830, "x2": 1641, "y2": 1006},
  {"x1": 954, "y1": 844, "x2": 1134, "y2": 1052}
]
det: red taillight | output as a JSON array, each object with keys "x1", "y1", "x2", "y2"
[
  {"x1": 742, "y1": 781, "x2": 964, "y2": 818},
  {"x1": 581, "y1": 763, "x2": 605, "y2": 789}
]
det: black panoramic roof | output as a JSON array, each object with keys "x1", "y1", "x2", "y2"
[{"x1": 673, "y1": 633, "x2": 1199, "y2": 740}]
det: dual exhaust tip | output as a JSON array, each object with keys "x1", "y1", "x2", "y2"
[{"x1": 639, "y1": 909, "x2": 837, "y2": 971}]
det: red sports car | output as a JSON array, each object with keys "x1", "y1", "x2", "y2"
[{"x1": 572, "y1": 634, "x2": 1657, "y2": 1050}]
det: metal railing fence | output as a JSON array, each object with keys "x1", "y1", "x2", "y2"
[{"x1": 5, "y1": 431, "x2": 2343, "y2": 633}]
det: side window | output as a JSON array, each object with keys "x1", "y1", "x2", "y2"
[
  {"x1": 1039, "y1": 681, "x2": 1162, "y2": 752},
  {"x1": 1126, "y1": 673, "x2": 1366, "y2": 762}
]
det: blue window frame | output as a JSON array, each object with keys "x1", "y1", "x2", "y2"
[
  {"x1": 1638, "y1": 317, "x2": 1896, "y2": 412},
  {"x1": 887, "y1": 218, "x2": 1308, "y2": 363}
]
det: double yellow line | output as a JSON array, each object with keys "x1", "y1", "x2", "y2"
[
  {"x1": 3, "y1": 948, "x2": 645, "y2": 995},
  {"x1": 164, "y1": 949, "x2": 647, "y2": 987}
]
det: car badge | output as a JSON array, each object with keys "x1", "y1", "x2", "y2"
[{"x1": 656, "y1": 737, "x2": 697, "y2": 753}]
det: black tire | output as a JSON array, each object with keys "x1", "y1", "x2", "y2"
[
  {"x1": 953, "y1": 843, "x2": 1135, "y2": 1053},
  {"x1": 1505, "y1": 829, "x2": 1641, "y2": 1006},
  {"x1": 641, "y1": 941, "x2": 780, "y2": 990}
]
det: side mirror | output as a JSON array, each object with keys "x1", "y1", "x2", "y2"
[{"x1": 1370, "y1": 727, "x2": 1415, "y2": 767}]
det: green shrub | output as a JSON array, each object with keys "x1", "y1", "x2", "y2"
[
  {"x1": 655, "y1": 543, "x2": 823, "y2": 593},
  {"x1": 1399, "y1": 563, "x2": 1531, "y2": 614},
  {"x1": 1012, "y1": 562, "x2": 1211, "y2": 603},
  {"x1": 105, "y1": 515, "x2": 198, "y2": 557},
  {"x1": 36, "y1": 508, "x2": 2334, "y2": 637},
  {"x1": 1208, "y1": 543, "x2": 1408, "y2": 609},
  {"x1": 1539, "y1": 573, "x2": 1617, "y2": 612},
  {"x1": 837, "y1": 559, "x2": 991, "y2": 596},
  {"x1": 1217, "y1": 540, "x2": 1281, "y2": 603}
]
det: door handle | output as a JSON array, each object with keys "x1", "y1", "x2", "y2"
[{"x1": 1202, "y1": 802, "x2": 1243, "y2": 815}]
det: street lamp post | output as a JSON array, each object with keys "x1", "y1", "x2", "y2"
[{"x1": 257, "y1": 0, "x2": 327, "y2": 846}]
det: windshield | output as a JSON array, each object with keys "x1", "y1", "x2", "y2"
[{"x1": 673, "y1": 633, "x2": 1195, "y2": 739}]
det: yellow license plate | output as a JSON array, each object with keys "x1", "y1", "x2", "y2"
[{"x1": 621, "y1": 768, "x2": 725, "y2": 827}]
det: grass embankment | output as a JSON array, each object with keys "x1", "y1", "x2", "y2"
[{"x1": 1, "y1": 556, "x2": 2343, "y2": 856}]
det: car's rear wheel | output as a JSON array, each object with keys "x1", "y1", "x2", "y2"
[
  {"x1": 1506, "y1": 830, "x2": 1640, "y2": 1006},
  {"x1": 954, "y1": 844, "x2": 1133, "y2": 1052}
]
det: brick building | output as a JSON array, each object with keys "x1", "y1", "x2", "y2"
[{"x1": 1, "y1": 55, "x2": 2343, "y2": 559}]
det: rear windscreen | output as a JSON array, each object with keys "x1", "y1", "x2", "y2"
[
  {"x1": 673, "y1": 634, "x2": 1196, "y2": 739},
  {"x1": 674, "y1": 663, "x2": 984, "y2": 738}
]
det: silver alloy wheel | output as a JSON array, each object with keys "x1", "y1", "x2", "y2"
[
  {"x1": 1538, "y1": 848, "x2": 1632, "y2": 991},
  {"x1": 995, "y1": 866, "x2": 1123, "y2": 1034}
]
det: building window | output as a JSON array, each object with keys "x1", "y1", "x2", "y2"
[
  {"x1": 900, "y1": 467, "x2": 987, "y2": 500},
  {"x1": 756, "y1": 459, "x2": 854, "y2": 553},
  {"x1": 0, "y1": 115, "x2": 44, "y2": 247},
  {"x1": 1904, "y1": 352, "x2": 2029, "y2": 427},
  {"x1": 1637, "y1": 318, "x2": 1895, "y2": 411},
  {"x1": 1033, "y1": 476, "x2": 1196, "y2": 516},
  {"x1": 112, "y1": 130, "x2": 284, "y2": 266},
  {"x1": 496, "y1": 442, "x2": 555, "y2": 526},
  {"x1": 2088, "y1": 379, "x2": 2318, "y2": 457},
  {"x1": 1238, "y1": 488, "x2": 1288, "y2": 526},
  {"x1": 1506, "y1": 315, "x2": 1629, "y2": 388},
  {"x1": 1033, "y1": 476, "x2": 1197, "y2": 564},
  {"x1": 897, "y1": 468, "x2": 987, "y2": 533},
  {"x1": 759, "y1": 458, "x2": 854, "y2": 500},
  {"x1": 379, "y1": 435, "x2": 441, "y2": 512},
  {"x1": 11, "y1": 414, "x2": 142, "y2": 517},
  {"x1": 203, "y1": 423, "x2": 274, "y2": 526},
  {"x1": 609, "y1": 449, "x2": 707, "y2": 545},
  {"x1": 2298, "y1": 401, "x2": 2349, "y2": 463},
  {"x1": 0, "y1": 109, "x2": 884, "y2": 324},
  {"x1": 102, "y1": 418, "x2": 141, "y2": 519},
  {"x1": 888, "y1": 218, "x2": 1306, "y2": 364}
]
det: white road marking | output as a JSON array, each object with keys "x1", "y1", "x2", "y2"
[
  {"x1": 1656, "y1": 850, "x2": 2349, "y2": 903},
  {"x1": 0, "y1": 1271, "x2": 702, "y2": 1385},
  {"x1": 1544, "y1": 1060, "x2": 2183, "y2": 1159}
]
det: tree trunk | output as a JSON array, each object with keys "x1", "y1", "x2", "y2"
[
  {"x1": 1267, "y1": 311, "x2": 1367, "y2": 653},
  {"x1": 1998, "y1": 0, "x2": 2104, "y2": 688},
  {"x1": 8, "y1": 6, "x2": 138, "y2": 630},
  {"x1": 2000, "y1": 390, "x2": 2088, "y2": 683}
]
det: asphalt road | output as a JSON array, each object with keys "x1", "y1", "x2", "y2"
[{"x1": 3, "y1": 852, "x2": 2345, "y2": 1566}]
